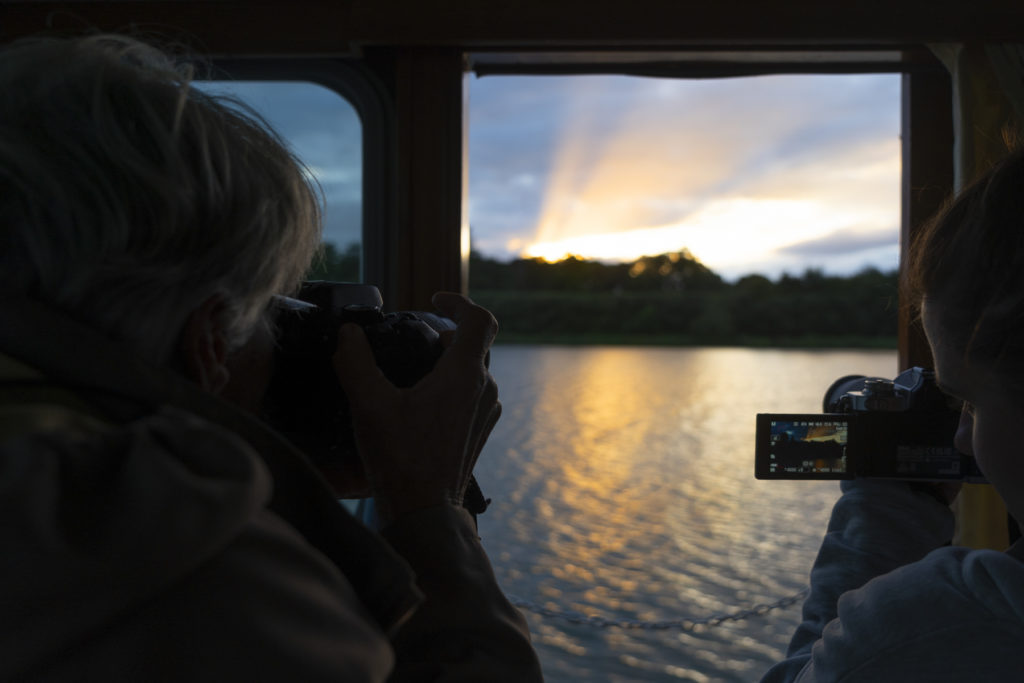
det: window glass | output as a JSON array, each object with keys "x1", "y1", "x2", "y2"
[
  {"x1": 466, "y1": 73, "x2": 901, "y2": 682},
  {"x1": 196, "y1": 81, "x2": 363, "y2": 281},
  {"x1": 468, "y1": 73, "x2": 900, "y2": 281}
]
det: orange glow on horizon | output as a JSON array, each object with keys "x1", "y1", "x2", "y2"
[
  {"x1": 520, "y1": 193, "x2": 898, "y2": 270},
  {"x1": 513, "y1": 77, "x2": 901, "y2": 274}
]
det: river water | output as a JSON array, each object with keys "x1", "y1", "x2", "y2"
[{"x1": 473, "y1": 345, "x2": 897, "y2": 682}]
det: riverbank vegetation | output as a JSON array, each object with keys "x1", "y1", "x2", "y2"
[
  {"x1": 311, "y1": 243, "x2": 899, "y2": 348},
  {"x1": 469, "y1": 251, "x2": 898, "y2": 348}
]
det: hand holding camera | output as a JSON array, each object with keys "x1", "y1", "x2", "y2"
[
  {"x1": 332, "y1": 292, "x2": 500, "y2": 524},
  {"x1": 754, "y1": 367, "x2": 984, "y2": 483},
  {"x1": 263, "y1": 283, "x2": 499, "y2": 523}
]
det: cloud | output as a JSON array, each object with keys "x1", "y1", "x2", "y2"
[
  {"x1": 468, "y1": 72, "x2": 902, "y2": 274},
  {"x1": 322, "y1": 202, "x2": 361, "y2": 247},
  {"x1": 198, "y1": 80, "x2": 364, "y2": 247},
  {"x1": 198, "y1": 73, "x2": 903, "y2": 278},
  {"x1": 778, "y1": 226, "x2": 898, "y2": 257}
]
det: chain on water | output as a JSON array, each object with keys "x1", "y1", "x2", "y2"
[{"x1": 506, "y1": 587, "x2": 809, "y2": 631}]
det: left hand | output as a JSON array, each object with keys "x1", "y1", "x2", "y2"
[{"x1": 331, "y1": 292, "x2": 502, "y2": 525}]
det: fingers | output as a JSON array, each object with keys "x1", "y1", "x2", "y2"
[
  {"x1": 432, "y1": 292, "x2": 498, "y2": 363},
  {"x1": 325, "y1": 296, "x2": 504, "y2": 519},
  {"x1": 472, "y1": 399, "x2": 501, "y2": 465},
  {"x1": 437, "y1": 328, "x2": 456, "y2": 349},
  {"x1": 462, "y1": 376, "x2": 501, "y2": 481}
]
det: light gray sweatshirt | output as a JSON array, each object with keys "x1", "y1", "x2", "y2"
[{"x1": 762, "y1": 480, "x2": 1024, "y2": 681}]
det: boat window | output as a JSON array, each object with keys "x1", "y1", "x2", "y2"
[
  {"x1": 195, "y1": 80, "x2": 363, "y2": 282},
  {"x1": 468, "y1": 72, "x2": 900, "y2": 287},
  {"x1": 467, "y1": 72, "x2": 903, "y2": 346},
  {"x1": 466, "y1": 72, "x2": 901, "y2": 681}
]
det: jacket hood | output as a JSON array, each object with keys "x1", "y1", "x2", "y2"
[
  {"x1": 0, "y1": 292, "x2": 423, "y2": 676},
  {"x1": 0, "y1": 401, "x2": 274, "y2": 675}
]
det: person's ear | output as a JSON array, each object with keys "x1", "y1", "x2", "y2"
[{"x1": 178, "y1": 295, "x2": 231, "y2": 394}]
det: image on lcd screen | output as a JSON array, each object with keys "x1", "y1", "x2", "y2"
[{"x1": 768, "y1": 418, "x2": 848, "y2": 474}]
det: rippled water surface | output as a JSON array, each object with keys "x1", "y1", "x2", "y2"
[{"x1": 474, "y1": 345, "x2": 897, "y2": 682}]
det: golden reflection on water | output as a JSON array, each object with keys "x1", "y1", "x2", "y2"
[{"x1": 477, "y1": 345, "x2": 897, "y2": 682}]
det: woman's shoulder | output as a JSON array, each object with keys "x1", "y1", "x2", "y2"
[
  {"x1": 798, "y1": 546, "x2": 1024, "y2": 682},
  {"x1": 851, "y1": 543, "x2": 1024, "y2": 629},
  {"x1": 953, "y1": 544, "x2": 1024, "y2": 619}
]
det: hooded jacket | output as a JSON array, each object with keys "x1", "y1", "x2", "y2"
[
  {"x1": 0, "y1": 292, "x2": 541, "y2": 682},
  {"x1": 761, "y1": 480, "x2": 1024, "y2": 682}
]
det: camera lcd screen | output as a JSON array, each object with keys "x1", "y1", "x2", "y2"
[{"x1": 755, "y1": 414, "x2": 853, "y2": 480}]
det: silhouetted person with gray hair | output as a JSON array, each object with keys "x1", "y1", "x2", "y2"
[{"x1": 0, "y1": 34, "x2": 540, "y2": 681}]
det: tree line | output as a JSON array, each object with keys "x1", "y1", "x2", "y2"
[{"x1": 310, "y1": 242, "x2": 899, "y2": 347}]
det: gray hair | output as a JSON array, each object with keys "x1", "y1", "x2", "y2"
[{"x1": 0, "y1": 34, "x2": 322, "y2": 363}]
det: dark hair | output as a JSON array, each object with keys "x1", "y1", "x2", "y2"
[{"x1": 906, "y1": 147, "x2": 1024, "y2": 373}]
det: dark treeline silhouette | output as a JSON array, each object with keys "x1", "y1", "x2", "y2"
[
  {"x1": 308, "y1": 242, "x2": 360, "y2": 283},
  {"x1": 470, "y1": 248, "x2": 724, "y2": 293},
  {"x1": 311, "y1": 243, "x2": 898, "y2": 347},
  {"x1": 468, "y1": 250, "x2": 898, "y2": 347}
]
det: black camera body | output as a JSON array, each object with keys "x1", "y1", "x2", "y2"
[
  {"x1": 754, "y1": 367, "x2": 984, "y2": 482},
  {"x1": 263, "y1": 282, "x2": 454, "y2": 469}
]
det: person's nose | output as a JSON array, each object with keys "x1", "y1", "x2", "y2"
[{"x1": 954, "y1": 405, "x2": 974, "y2": 456}]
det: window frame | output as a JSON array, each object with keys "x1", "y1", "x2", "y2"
[{"x1": 210, "y1": 48, "x2": 952, "y2": 368}]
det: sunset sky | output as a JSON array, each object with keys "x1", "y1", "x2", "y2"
[
  {"x1": 203, "y1": 71, "x2": 901, "y2": 282},
  {"x1": 468, "y1": 73, "x2": 901, "y2": 281}
]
